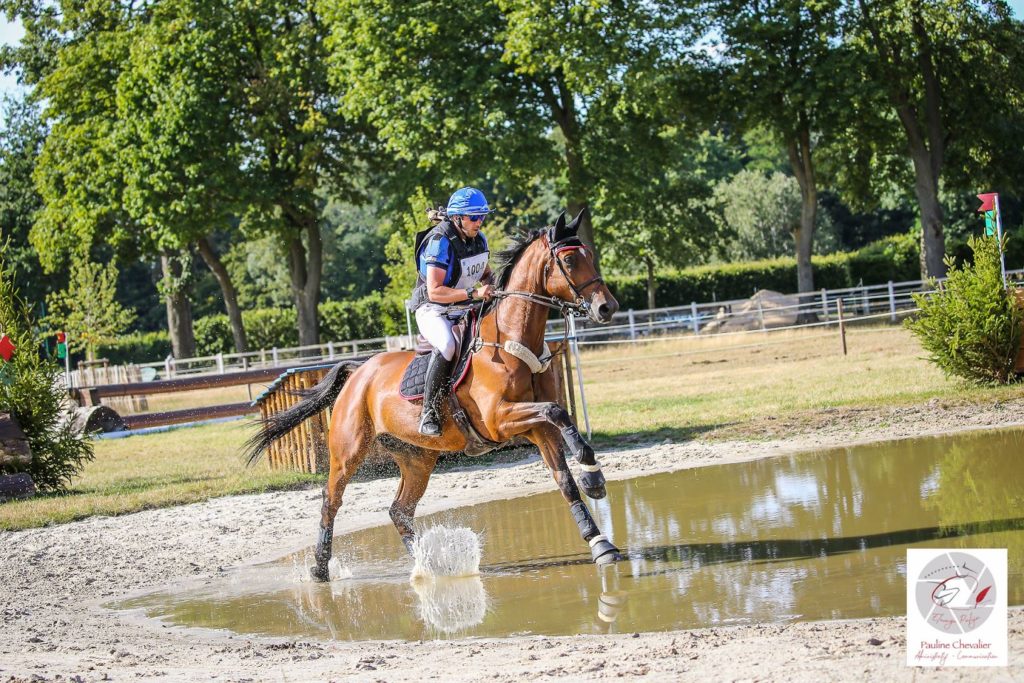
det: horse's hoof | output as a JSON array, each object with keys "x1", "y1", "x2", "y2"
[
  {"x1": 580, "y1": 469, "x2": 606, "y2": 500},
  {"x1": 590, "y1": 538, "x2": 624, "y2": 564},
  {"x1": 310, "y1": 565, "x2": 330, "y2": 583}
]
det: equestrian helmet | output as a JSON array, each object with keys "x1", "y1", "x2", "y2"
[{"x1": 446, "y1": 187, "x2": 490, "y2": 216}]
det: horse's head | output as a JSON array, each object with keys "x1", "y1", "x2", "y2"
[{"x1": 545, "y1": 209, "x2": 619, "y2": 323}]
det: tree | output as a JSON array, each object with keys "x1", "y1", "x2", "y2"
[
  {"x1": 711, "y1": 0, "x2": 851, "y2": 306},
  {"x1": 323, "y1": 0, "x2": 690, "y2": 266},
  {"x1": 847, "y1": 0, "x2": 1024, "y2": 279},
  {"x1": 46, "y1": 259, "x2": 137, "y2": 362},
  {"x1": 0, "y1": 96, "x2": 51, "y2": 297}
]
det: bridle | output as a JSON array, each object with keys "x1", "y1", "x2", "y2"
[{"x1": 490, "y1": 228, "x2": 605, "y2": 316}]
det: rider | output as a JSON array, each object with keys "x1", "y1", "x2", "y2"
[{"x1": 413, "y1": 187, "x2": 496, "y2": 436}]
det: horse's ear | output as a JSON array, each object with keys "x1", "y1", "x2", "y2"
[
  {"x1": 552, "y1": 210, "x2": 569, "y2": 242},
  {"x1": 567, "y1": 207, "x2": 588, "y2": 234}
]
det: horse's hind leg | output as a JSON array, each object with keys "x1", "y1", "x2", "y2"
[
  {"x1": 382, "y1": 439, "x2": 440, "y2": 552},
  {"x1": 310, "y1": 425, "x2": 372, "y2": 582}
]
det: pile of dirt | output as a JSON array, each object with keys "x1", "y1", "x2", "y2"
[{"x1": 701, "y1": 289, "x2": 807, "y2": 333}]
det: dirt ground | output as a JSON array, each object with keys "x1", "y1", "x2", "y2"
[{"x1": 2, "y1": 397, "x2": 1023, "y2": 682}]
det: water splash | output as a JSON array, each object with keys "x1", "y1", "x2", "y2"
[
  {"x1": 410, "y1": 526, "x2": 482, "y2": 579},
  {"x1": 328, "y1": 557, "x2": 353, "y2": 581},
  {"x1": 412, "y1": 576, "x2": 488, "y2": 633}
]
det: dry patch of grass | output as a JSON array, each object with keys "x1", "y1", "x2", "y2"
[
  {"x1": 0, "y1": 421, "x2": 318, "y2": 531},
  {"x1": 581, "y1": 325, "x2": 1024, "y2": 442}
]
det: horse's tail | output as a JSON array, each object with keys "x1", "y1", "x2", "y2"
[{"x1": 243, "y1": 360, "x2": 361, "y2": 466}]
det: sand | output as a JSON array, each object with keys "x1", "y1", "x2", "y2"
[{"x1": 2, "y1": 397, "x2": 1023, "y2": 682}]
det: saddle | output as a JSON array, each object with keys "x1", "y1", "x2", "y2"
[
  {"x1": 398, "y1": 309, "x2": 505, "y2": 456},
  {"x1": 398, "y1": 311, "x2": 478, "y2": 401}
]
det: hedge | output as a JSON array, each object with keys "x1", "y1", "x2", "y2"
[{"x1": 606, "y1": 234, "x2": 923, "y2": 310}]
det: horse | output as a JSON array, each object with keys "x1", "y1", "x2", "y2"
[{"x1": 245, "y1": 209, "x2": 624, "y2": 582}]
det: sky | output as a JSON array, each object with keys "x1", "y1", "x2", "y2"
[{"x1": 2, "y1": 1, "x2": 1024, "y2": 116}]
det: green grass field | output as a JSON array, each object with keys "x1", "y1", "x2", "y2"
[{"x1": 3, "y1": 324, "x2": 1022, "y2": 531}]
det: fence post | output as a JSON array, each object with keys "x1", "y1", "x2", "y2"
[
  {"x1": 164, "y1": 354, "x2": 173, "y2": 379},
  {"x1": 861, "y1": 286, "x2": 869, "y2": 316},
  {"x1": 327, "y1": 341, "x2": 335, "y2": 359},
  {"x1": 820, "y1": 289, "x2": 828, "y2": 319},
  {"x1": 216, "y1": 352, "x2": 224, "y2": 374},
  {"x1": 690, "y1": 301, "x2": 699, "y2": 335},
  {"x1": 757, "y1": 298, "x2": 766, "y2": 332},
  {"x1": 628, "y1": 309, "x2": 636, "y2": 341},
  {"x1": 353, "y1": 341, "x2": 359, "y2": 356},
  {"x1": 837, "y1": 299, "x2": 848, "y2": 355},
  {"x1": 888, "y1": 281, "x2": 897, "y2": 322},
  {"x1": 272, "y1": 347, "x2": 279, "y2": 366},
  {"x1": 260, "y1": 348, "x2": 267, "y2": 366}
]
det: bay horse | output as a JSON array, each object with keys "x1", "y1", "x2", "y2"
[{"x1": 245, "y1": 209, "x2": 624, "y2": 582}]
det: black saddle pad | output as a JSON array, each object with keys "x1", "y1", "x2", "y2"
[{"x1": 399, "y1": 312, "x2": 478, "y2": 400}]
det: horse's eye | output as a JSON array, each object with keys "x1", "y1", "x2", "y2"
[{"x1": 563, "y1": 254, "x2": 576, "y2": 268}]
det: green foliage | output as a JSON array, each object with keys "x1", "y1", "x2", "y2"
[
  {"x1": 606, "y1": 236, "x2": 923, "y2": 310},
  {"x1": 45, "y1": 260, "x2": 137, "y2": 361},
  {"x1": 94, "y1": 331, "x2": 172, "y2": 366},
  {"x1": 713, "y1": 169, "x2": 815, "y2": 261},
  {"x1": 0, "y1": 245, "x2": 93, "y2": 492},
  {"x1": 906, "y1": 235, "x2": 1022, "y2": 385},
  {"x1": 193, "y1": 294, "x2": 406, "y2": 357}
]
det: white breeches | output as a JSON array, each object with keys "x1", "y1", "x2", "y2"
[{"x1": 415, "y1": 304, "x2": 457, "y2": 361}]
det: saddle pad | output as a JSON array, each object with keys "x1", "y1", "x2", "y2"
[
  {"x1": 398, "y1": 350, "x2": 473, "y2": 400},
  {"x1": 399, "y1": 311, "x2": 478, "y2": 400}
]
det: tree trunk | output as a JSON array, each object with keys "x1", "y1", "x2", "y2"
[
  {"x1": 645, "y1": 257, "x2": 656, "y2": 310},
  {"x1": 908, "y1": 144, "x2": 946, "y2": 279},
  {"x1": 787, "y1": 123, "x2": 818, "y2": 323},
  {"x1": 161, "y1": 253, "x2": 196, "y2": 359},
  {"x1": 858, "y1": 0, "x2": 946, "y2": 279},
  {"x1": 285, "y1": 214, "x2": 323, "y2": 351},
  {"x1": 195, "y1": 236, "x2": 248, "y2": 353}
]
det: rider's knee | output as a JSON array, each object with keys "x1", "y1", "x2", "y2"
[{"x1": 439, "y1": 339, "x2": 456, "y2": 361}]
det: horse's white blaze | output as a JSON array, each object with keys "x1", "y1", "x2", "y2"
[{"x1": 410, "y1": 525, "x2": 482, "y2": 579}]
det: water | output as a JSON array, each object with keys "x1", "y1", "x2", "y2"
[{"x1": 114, "y1": 428, "x2": 1024, "y2": 640}]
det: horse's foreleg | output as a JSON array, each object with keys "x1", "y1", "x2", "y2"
[
  {"x1": 532, "y1": 427, "x2": 623, "y2": 565},
  {"x1": 388, "y1": 448, "x2": 440, "y2": 553},
  {"x1": 497, "y1": 401, "x2": 606, "y2": 499}
]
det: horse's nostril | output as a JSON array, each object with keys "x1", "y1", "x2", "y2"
[{"x1": 597, "y1": 304, "x2": 611, "y2": 321}]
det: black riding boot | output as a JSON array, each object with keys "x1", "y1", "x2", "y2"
[{"x1": 418, "y1": 350, "x2": 453, "y2": 436}]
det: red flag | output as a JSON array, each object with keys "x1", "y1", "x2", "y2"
[
  {"x1": 0, "y1": 334, "x2": 15, "y2": 362},
  {"x1": 977, "y1": 193, "x2": 998, "y2": 212}
]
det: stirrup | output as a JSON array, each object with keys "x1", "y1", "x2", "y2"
[{"x1": 419, "y1": 407, "x2": 441, "y2": 436}]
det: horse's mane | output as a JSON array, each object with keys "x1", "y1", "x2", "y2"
[{"x1": 493, "y1": 228, "x2": 546, "y2": 290}]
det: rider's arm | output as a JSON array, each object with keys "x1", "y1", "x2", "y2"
[{"x1": 425, "y1": 265, "x2": 475, "y2": 303}]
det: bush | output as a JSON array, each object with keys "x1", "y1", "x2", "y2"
[
  {"x1": 906, "y1": 235, "x2": 1022, "y2": 384},
  {"x1": 605, "y1": 234, "x2": 927, "y2": 310},
  {"x1": 95, "y1": 331, "x2": 172, "y2": 365},
  {"x1": 0, "y1": 247, "x2": 93, "y2": 492}
]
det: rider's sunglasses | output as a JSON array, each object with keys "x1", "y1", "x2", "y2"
[{"x1": 463, "y1": 214, "x2": 486, "y2": 223}]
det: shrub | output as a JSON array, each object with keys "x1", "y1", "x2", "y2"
[
  {"x1": 95, "y1": 331, "x2": 172, "y2": 365},
  {"x1": 906, "y1": 235, "x2": 1022, "y2": 384},
  {"x1": 0, "y1": 246, "x2": 93, "y2": 492}
]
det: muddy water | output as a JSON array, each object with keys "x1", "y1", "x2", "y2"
[{"x1": 116, "y1": 428, "x2": 1024, "y2": 640}]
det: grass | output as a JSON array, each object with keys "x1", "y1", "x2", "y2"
[
  {"x1": 4, "y1": 324, "x2": 1023, "y2": 531},
  {"x1": 0, "y1": 421, "x2": 319, "y2": 531}
]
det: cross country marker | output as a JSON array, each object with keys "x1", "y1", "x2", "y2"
[{"x1": 977, "y1": 192, "x2": 1006, "y2": 286}]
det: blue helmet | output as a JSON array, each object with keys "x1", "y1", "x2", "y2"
[{"x1": 446, "y1": 187, "x2": 490, "y2": 216}]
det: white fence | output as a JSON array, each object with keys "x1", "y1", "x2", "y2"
[{"x1": 84, "y1": 269, "x2": 1024, "y2": 384}]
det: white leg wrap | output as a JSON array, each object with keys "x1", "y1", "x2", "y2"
[
  {"x1": 588, "y1": 534, "x2": 608, "y2": 548},
  {"x1": 580, "y1": 461, "x2": 602, "y2": 473}
]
